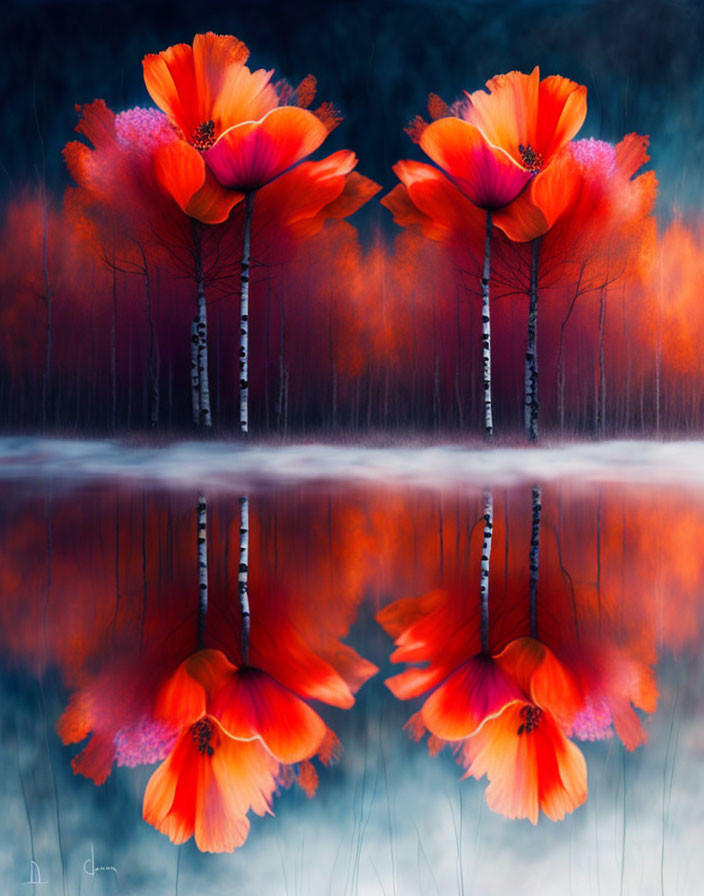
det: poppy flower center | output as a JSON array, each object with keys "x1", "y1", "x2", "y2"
[
  {"x1": 518, "y1": 143, "x2": 543, "y2": 173},
  {"x1": 517, "y1": 704, "x2": 543, "y2": 735},
  {"x1": 191, "y1": 120, "x2": 217, "y2": 151},
  {"x1": 191, "y1": 718, "x2": 216, "y2": 755}
]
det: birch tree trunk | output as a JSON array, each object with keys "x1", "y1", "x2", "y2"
[
  {"x1": 190, "y1": 316, "x2": 200, "y2": 427},
  {"x1": 525, "y1": 238, "x2": 541, "y2": 441},
  {"x1": 529, "y1": 484, "x2": 541, "y2": 638},
  {"x1": 193, "y1": 227, "x2": 212, "y2": 430},
  {"x1": 197, "y1": 493, "x2": 208, "y2": 648},
  {"x1": 480, "y1": 490, "x2": 493, "y2": 654},
  {"x1": 481, "y1": 211, "x2": 493, "y2": 437},
  {"x1": 238, "y1": 495, "x2": 250, "y2": 664},
  {"x1": 239, "y1": 194, "x2": 254, "y2": 436}
]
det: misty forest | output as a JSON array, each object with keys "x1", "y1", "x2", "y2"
[{"x1": 1, "y1": 1, "x2": 703, "y2": 894}]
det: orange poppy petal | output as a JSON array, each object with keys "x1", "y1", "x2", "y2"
[
  {"x1": 537, "y1": 75, "x2": 587, "y2": 160},
  {"x1": 154, "y1": 655, "x2": 208, "y2": 730},
  {"x1": 187, "y1": 170, "x2": 243, "y2": 224},
  {"x1": 213, "y1": 667, "x2": 327, "y2": 763},
  {"x1": 143, "y1": 726, "x2": 195, "y2": 840},
  {"x1": 419, "y1": 117, "x2": 531, "y2": 209},
  {"x1": 421, "y1": 655, "x2": 523, "y2": 740},
  {"x1": 212, "y1": 65, "x2": 278, "y2": 132},
  {"x1": 385, "y1": 665, "x2": 449, "y2": 700},
  {"x1": 250, "y1": 620, "x2": 355, "y2": 709},
  {"x1": 151, "y1": 140, "x2": 242, "y2": 223},
  {"x1": 376, "y1": 589, "x2": 446, "y2": 639},
  {"x1": 395, "y1": 159, "x2": 487, "y2": 243},
  {"x1": 143, "y1": 43, "x2": 199, "y2": 138},
  {"x1": 465, "y1": 67, "x2": 541, "y2": 161},
  {"x1": 381, "y1": 184, "x2": 450, "y2": 241},
  {"x1": 319, "y1": 171, "x2": 382, "y2": 219},
  {"x1": 492, "y1": 191, "x2": 549, "y2": 242},
  {"x1": 496, "y1": 638, "x2": 583, "y2": 729},
  {"x1": 615, "y1": 133, "x2": 650, "y2": 180},
  {"x1": 318, "y1": 641, "x2": 379, "y2": 696},
  {"x1": 461, "y1": 703, "x2": 537, "y2": 823},
  {"x1": 204, "y1": 106, "x2": 330, "y2": 191},
  {"x1": 214, "y1": 736, "x2": 279, "y2": 820},
  {"x1": 254, "y1": 149, "x2": 356, "y2": 236},
  {"x1": 192, "y1": 32, "x2": 250, "y2": 125},
  {"x1": 152, "y1": 139, "x2": 206, "y2": 213},
  {"x1": 462, "y1": 703, "x2": 586, "y2": 824}
]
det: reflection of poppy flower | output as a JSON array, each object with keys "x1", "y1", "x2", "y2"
[
  {"x1": 411, "y1": 67, "x2": 587, "y2": 211},
  {"x1": 143, "y1": 649, "x2": 343, "y2": 852},
  {"x1": 143, "y1": 32, "x2": 337, "y2": 193},
  {"x1": 143, "y1": 713, "x2": 279, "y2": 852},
  {"x1": 380, "y1": 588, "x2": 588, "y2": 824},
  {"x1": 458, "y1": 700, "x2": 587, "y2": 824}
]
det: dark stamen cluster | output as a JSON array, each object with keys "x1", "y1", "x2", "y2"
[
  {"x1": 191, "y1": 718, "x2": 215, "y2": 755},
  {"x1": 517, "y1": 704, "x2": 543, "y2": 735},
  {"x1": 519, "y1": 143, "x2": 543, "y2": 173},
  {"x1": 191, "y1": 120, "x2": 216, "y2": 151}
]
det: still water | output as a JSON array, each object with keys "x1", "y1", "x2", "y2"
[{"x1": 1, "y1": 441, "x2": 702, "y2": 895}]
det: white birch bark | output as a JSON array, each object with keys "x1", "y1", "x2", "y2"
[
  {"x1": 529, "y1": 484, "x2": 541, "y2": 638},
  {"x1": 240, "y1": 194, "x2": 254, "y2": 436},
  {"x1": 480, "y1": 490, "x2": 493, "y2": 653},
  {"x1": 481, "y1": 211, "x2": 493, "y2": 437},
  {"x1": 238, "y1": 495, "x2": 250, "y2": 664},
  {"x1": 525, "y1": 238, "x2": 541, "y2": 441},
  {"x1": 197, "y1": 493, "x2": 208, "y2": 648}
]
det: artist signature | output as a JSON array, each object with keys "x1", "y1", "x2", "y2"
[
  {"x1": 23, "y1": 843, "x2": 118, "y2": 885},
  {"x1": 83, "y1": 842, "x2": 118, "y2": 879}
]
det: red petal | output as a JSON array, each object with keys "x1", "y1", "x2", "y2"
[
  {"x1": 419, "y1": 117, "x2": 531, "y2": 209},
  {"x1": 212, "y1": 667, "x2": 328, "y2": 763},
  {"x1": 204, "y1": 106, "x2": 330, "y2": 191},
  {"x1": 421, "y1": 655, "x2": 523, "y2": 740}
]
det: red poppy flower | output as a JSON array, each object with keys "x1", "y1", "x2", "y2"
[
  {"x1": 143, "y1": 32, "x2": 337, "y2": 193},
  {"x1": 412, "y1": 67, "x2": 587, "y2": 211}
]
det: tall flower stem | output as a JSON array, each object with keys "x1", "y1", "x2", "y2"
[
  {"x1": 480, "y1": 490, "x2": 493, "y2": 654},
  {"x1": 481, "y1": 210, "x2": 493, "y2": 437},
  {"x1": 240, "y1": 193, "x2": 254, "y2": 436},
  {"x1": 197, "y1": 493, "x2": 208, "y2": 648},
  {"x1": 525, "y1": 237, "x2": 542, "y2": 441},
  {"x1": 529, "y1": 484, "x2": 541, "y2": 638},
  {"x1": 238, "y1": 495, "x2": 250, "y2": 664},
  {"x1": 193, "y1": 225, "x2": 212, "y2": 430}
]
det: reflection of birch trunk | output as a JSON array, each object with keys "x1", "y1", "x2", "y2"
[
  {"x1": 193, "y1": 227, "x2": 212, "y2": 430},
  {"x1": 481, "y1": 211, "x2": 493, "y2": 437},
  {"x1": 239, "y1": 194, "x2": 254, "y2": 436},
  {"x1": 197, "y1": 493, "x2": 208, "y2": 648},
  {"x1": 480, "y1": 491, "x2": 493, "y2": 654},
  {"x1": 239, "y1": 496, "x2": 250, "y2": 664},
  {"x1": 190, "y1": 316, "x2": 200, "y2": 426},
  {"x1": 529, "y1": 485, "x2": 541, "y2": 638},
  {"x1": 525, "y1": 238, "x2": 541, "y2": 441}
]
